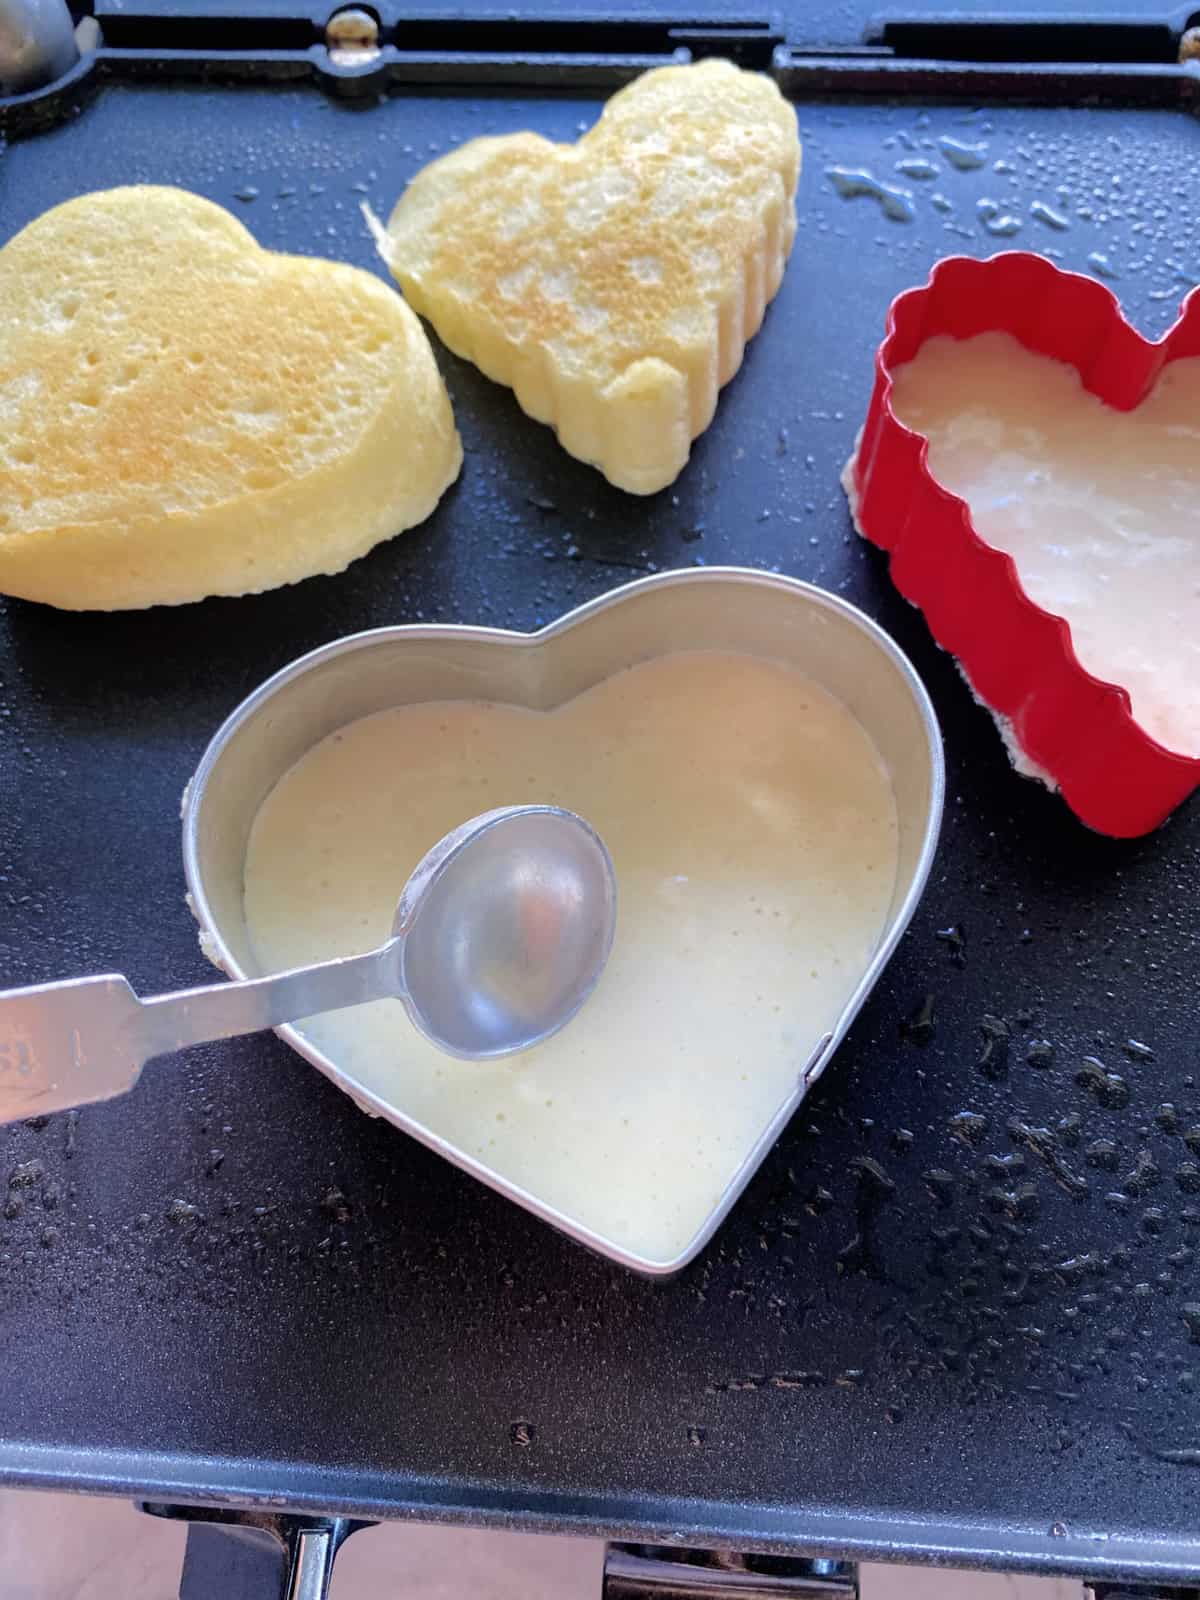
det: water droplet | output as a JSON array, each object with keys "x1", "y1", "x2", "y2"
[
  {"x1": 978, "y1": 1015, "x2": 1011, "y2": 1079},
  {"x1": 1030, "y1": 200, "x2": 1070, "y2": 231},
  {"x1": 976, "y1": 198, "x2": 1023, "y2": 237},
  {"x1": 852, "y1": 1156, "x2": 895, "y2": 1198},
  {"x1": 1076, "y1": 1058, "x2": 1129, "y2": 1109},
  {"x1": 949, "y1": 1110, "x2": 988, "y2": 1147},
  {"x1": 1017, "y1": 1126, "x2": 1088, "y2": 1203},
  {"x1": 987, "y1": 1181, "x2": 1040, "y2": 1221},
  {"x1": 1121, "y1": 1152, "x2": 1162, "y2": 1197},
  {"x1": 825, "y1": 167, "x2": 916, "y2": 223},
  {"x1": 987, "y1": 1153, "x2": 1026, "y2": 1179},
  {"x1": 1057, "y1": 1114, "x2": 1082, "y2": 1147},
  {"x1": 321, "y1": 1187, "x2": 351, "y2": 1222},
  {"x1": 1026, "y1": 1039, "x2": 1054, "y2": 1068},
  {"x1": 1088, "y1": 251, "x2": 1121, "y2": 280},
  {"x1": 1086, "y1": 1139, "x2": 1120, "y2": 1171},
  {"x1": 901, "y1": 993, "x2": 936, "y2": 1044},
  {"x1": 895, "y1": 157, "x2": 939, "y2": 181},
  {"x1": 923, "y1": 1168, "x2": 955, "y2": 1207},
  {"x1": 939, "y1": 136, "x2": 988, "y2": 171}
]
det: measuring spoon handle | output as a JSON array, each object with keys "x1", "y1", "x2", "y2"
[{"x1": 0, "y1": 940, "x2": 402, "y2": 1125}]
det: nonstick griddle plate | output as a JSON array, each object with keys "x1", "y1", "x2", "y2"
[{"x1": 1, "y1": 68, "x2": 1199, "y2": 1583}]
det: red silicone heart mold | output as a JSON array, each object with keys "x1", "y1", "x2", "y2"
[{"x1": 847, "y1": 251, "x2": 1200, "y2": 839}]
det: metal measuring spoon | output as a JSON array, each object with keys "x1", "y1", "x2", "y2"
[{"x1": 0, "y1": 806, "x2": 616, "y2": 1125}]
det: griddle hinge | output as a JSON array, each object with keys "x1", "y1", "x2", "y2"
[{"x1": 604, "y1": 1545, "x2": 858, "y2": 1600}]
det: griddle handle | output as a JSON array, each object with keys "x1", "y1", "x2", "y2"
[{"x1": 139, "y1": 1502, "x2": 373, "y2": 1600}]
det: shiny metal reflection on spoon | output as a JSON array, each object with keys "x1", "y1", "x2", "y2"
[{"x1": 0, "y1": 805, "x2": 617, "y2": 1125}]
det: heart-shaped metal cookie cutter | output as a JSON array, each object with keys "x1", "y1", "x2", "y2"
[{"x1": 183, "y1": 568, "x2": 943, "y2": 1274}]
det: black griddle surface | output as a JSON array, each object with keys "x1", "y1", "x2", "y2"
[{"x1": 1, "y1": 81, "x2": 1200, "y2": 1582}]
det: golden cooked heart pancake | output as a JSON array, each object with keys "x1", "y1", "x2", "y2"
[
  {"x1": 0, "y1": 186, "x2": 462, "y2": 609},
  {"x1": 376, "y1": 61, "x2": 800, "y2": 495}
]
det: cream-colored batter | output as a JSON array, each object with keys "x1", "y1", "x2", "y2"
[
  {"x1": 889, "y1": 330, "x2": 1200, "y2": 756},
  {"x1": 243, "y1": 651, "x2": 898, "y2": 1261}
]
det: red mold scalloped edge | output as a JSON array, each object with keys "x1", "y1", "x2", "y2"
[{"x1": 847, "y1": 251, "x2": 1200, "y2": 839}]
